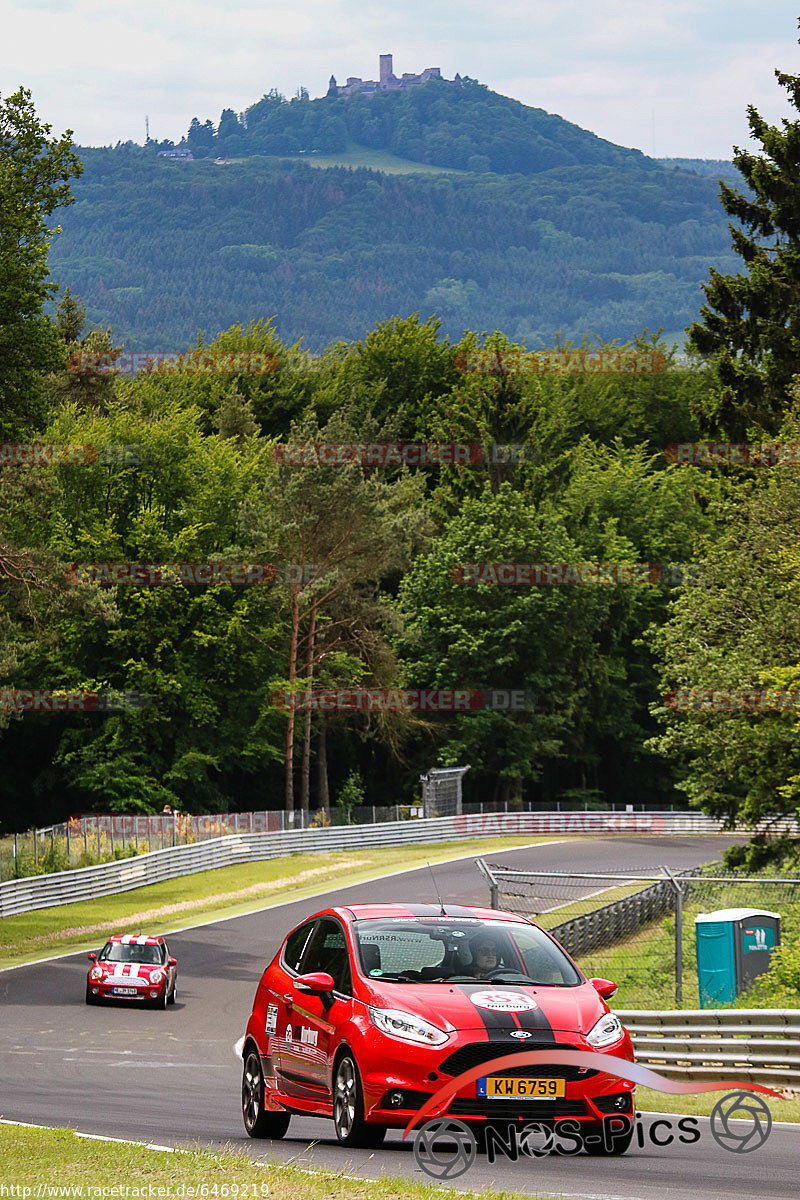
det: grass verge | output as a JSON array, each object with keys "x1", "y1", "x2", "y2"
[
  {"x1": 0, "y1": 835, "x2": 567, "y2": 969},
  {"x1": 0, "y1": 1123, "x2": 553, "y2": 1198},
  {"x1": 634, "y1": 1086, "x2": 800, "y2": 1121}
]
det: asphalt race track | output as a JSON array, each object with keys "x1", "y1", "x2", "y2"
[{"x1": 2, "y1": 835, "x2": 797, "y2": 1200}]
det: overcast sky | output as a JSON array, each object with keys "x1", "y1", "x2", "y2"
[{"x1": 3, "y1": 0, "x2": 800, "y2": 159}]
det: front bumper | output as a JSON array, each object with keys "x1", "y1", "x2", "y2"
[
  {"x1": 359, "y1": 1033, "x2": 635, "y2": 1128},
  {"x1": 89, "y1": 979, "x2": 164, "y2": 1001}
]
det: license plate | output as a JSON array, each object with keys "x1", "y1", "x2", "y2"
[
  {"x1": 477, "y1": 1076, "x2": 566, "y2": 1098},
  {"x1": 112, "y1": 986, "x2": 138, "y2": 996}
]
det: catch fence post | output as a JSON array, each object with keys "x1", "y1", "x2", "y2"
[{"x1": 662, "y1": 866, "x2": 683, "y2": 1006}]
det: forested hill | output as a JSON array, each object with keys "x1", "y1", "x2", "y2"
[
  {"x1": 49, "y1": 143, "x2": 738, "y2": 352},
  {"x1": 178, "y1": 77, "x2": 649, "y2": 175}
]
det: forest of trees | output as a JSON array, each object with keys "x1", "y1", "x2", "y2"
[
  {"x1": 47, "y1": 147, "x2": 737, "y2": 353},
  {"x1": 4, "y1": 58, "x2": 800, "y2": 865}
]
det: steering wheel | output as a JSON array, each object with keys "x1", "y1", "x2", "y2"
[{"x1": 480, "y1": 967, "x2": 522, "y2": 981}]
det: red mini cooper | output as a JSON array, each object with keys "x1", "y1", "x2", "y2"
[
  {"x1": 240, "y1": 903, "x2": 634, "y2": 1152},
  {"x1": 86, "y1": 934, "x2": 177, "y2": 1008}
]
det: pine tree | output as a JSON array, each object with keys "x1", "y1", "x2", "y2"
[{"x1": 689, "y1": 36, "x2": 800, "y2": 438}]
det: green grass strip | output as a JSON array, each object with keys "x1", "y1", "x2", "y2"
[
  {"x1": 634, "y1": 1086, "x2": 800, "y2": 1121},
  {"x1": 0, "y1": 1122, "x2": 564, "y2": 1198}
]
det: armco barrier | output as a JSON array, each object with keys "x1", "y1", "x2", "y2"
[
  {"x1": 0, "y1": 810, "x2": 764, "y2": 918},
  {"x1": 618, "y1": 1009, "x2": 800, "y2": 1087},
  {"x1": 550, "y1": 877, "x2": 681, "y2": 958}
]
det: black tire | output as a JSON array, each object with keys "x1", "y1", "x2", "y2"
[
  {"x1": 242, "y1": 1048, "x2": 291, "y2": 1139},
  {"x1": 332, "y1": 1052, "x2": 386, "y2": 1148},
  {"x1": 168, "y1": 979, "x2": 177, "y2": 1005},
  {"x1": 585, "y1": 1121, "x2": 634, "y2": 1155},
  {"x1": 85, "y1": 984, "x2": 97, "y2": 1005},
  {"x1": 153, "y1": 982, "x2": 168, "y2": 1010}
]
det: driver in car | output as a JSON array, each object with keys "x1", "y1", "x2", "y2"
[{"x1": 467, "y1": 934, "x2": 503, "y2": 979}]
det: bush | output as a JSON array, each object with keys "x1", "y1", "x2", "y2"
[{"x1": 336, "y1": 770, "x2": 365, "y2": 825}]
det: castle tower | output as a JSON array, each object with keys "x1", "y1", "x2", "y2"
[
  {"x1": 327, "y1": 74, "x2": 338, "y2": 97},
  {"x1": 379, "y1": 53, "x2": 393, "y2": 85}
]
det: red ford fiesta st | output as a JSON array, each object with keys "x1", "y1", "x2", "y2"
[{"x1": 240, "y1": 902, "x2": 634, "y2": 1151}]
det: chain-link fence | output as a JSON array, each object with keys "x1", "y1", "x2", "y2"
[{"x1": 477, "y1": 859, "x2": 800, "y2": 1010}]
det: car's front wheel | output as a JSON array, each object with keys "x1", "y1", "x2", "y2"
[
  {"x1": 242, "y1": 1049, "x2": 291, "y2": 1139},
  {"x1": 168, "y1": 979, "x2": 177, "y2": 1005},
  {"x1": 584, "y1": 1120, "x2": 634, "y2": 1155},
  {"x1": 333, "y1": 1053, "x2": 386, "y2": 1148},
  {"x1": 85, "y1": 984, "x2": 97, "y2": 1005}
]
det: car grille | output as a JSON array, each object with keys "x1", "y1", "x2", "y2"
[
  {"x1": 450, "y1": 1098, "x2": 588, "y2": 1119},
  {"x1": 439, "y1": 1042, "x2": 597, "y2": 1081}
]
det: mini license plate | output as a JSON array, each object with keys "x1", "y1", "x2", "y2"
[
  {"x1": 112, "y1": 986, "x2": 138, "y2": 996},
  {"x1": 477, "y1": 1076, "x2": 566, "y2": 1099}
]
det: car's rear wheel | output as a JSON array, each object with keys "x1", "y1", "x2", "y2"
[
  {"x1": 333, "y1": 1053, "x2": 386, "y2": 1148},
  {"x1": 242, "y1": 1049, "x2": 291, "y2": 1139}
]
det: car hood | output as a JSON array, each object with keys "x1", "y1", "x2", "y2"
[{"x1": 362, "y1": 979, "x2": 608, "y2": 1036}]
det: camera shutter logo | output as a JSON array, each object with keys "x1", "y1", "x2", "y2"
[
  {"x1": 413, "y1": 1118, "x2": 477, "y2": 1179},
  {"x1": 710, "y1": 1091, "x2": 772, "y2": 1152}
]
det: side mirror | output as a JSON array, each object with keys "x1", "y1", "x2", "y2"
[
  {"x1": 295, "y1": 971, "x2": 335, "y2": 995},
  {"x1": 87, "y1": 952, "x2": 97, "y2": 961},
  {"x1": 168, "y1": 957, "x2": 177, "y2": 966},
  {"x1": 295, "y1": 972, "x2": 336, "y2": 1008},
  {"x1": 589, "y1": 977, "x2": 618, "y2": 999}
]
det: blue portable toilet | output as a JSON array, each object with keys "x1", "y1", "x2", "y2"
[{"x1": 695, "y1": 908, "x2": 781, "y2": 1007}]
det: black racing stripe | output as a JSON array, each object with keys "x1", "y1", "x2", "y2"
[{"x1": 454, "y1": 983, "x2": 556, "y2": 1041}]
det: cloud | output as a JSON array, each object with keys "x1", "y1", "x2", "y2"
[{"x1": 1, "y1": 0, "x2": 799, "y2": 155}]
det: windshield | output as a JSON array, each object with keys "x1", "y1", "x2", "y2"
[
  {"x1": 99, "y1": 942, "x2": 164, "y2": 965},
  {"x1": 353, "y1": 917, "x2": 582, "y2": 985}
]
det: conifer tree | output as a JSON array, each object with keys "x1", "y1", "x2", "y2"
[{"x1": 690, "y1": 37, "x2": 800, "y2": 438}]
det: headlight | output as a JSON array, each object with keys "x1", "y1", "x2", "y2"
[
  {"x1": 89, "y1": 966, "x2": 103, "y2": 981},
  {"x1": 586, "y1": 1012, "x2": 625, "y2": 1049},
  {"x1": 368, "y1": 1007, "x2": 448, "y2": 1046},
  {"x1": 150, "y1": 970, "x2": 164, "y2": 985}
]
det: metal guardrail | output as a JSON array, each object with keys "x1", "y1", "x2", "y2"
[
  {"x1": 0, "y1": 809, "x2": 746, "y2": 918},
  {"x1": 618, "y1": 1009, "x2": 800, "y2": 1087},
  {"x1": 549, "y1": 876, "x2": 684, "y2": 958}
]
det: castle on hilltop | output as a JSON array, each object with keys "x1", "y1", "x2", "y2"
[{"x1": 327, "y1": 53, "x2": 459, "y2": 99}]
